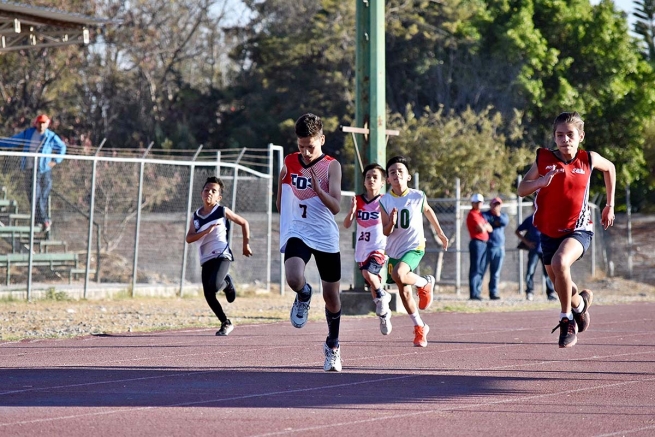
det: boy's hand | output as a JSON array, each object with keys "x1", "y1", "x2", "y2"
[
  {"x1": 601, "y1": 206, "x2": 615, "y2": 230},
  {"x1": 349, "y1": 197, "x2": 357, "y2": 214},
  {"x1": 540, "y1": 168, "x2": 560, "y2": 188},
  {"x1": 438, "y1": 233, "x2": 449, "y2": 251},
  {"x1": 243, "y1": 243, "x2": 253, "y2": 257},
  {"x1": 309, "y1": 167, "x2": 323, "y2": 195},
  {"x1": 390, "y1": 208, "x2": 398, "y2": 226}
]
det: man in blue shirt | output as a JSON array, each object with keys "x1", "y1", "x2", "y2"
[
  {"x1": 515, "y1": 207, "x2": 556, "y2": 301},
  {"x1": 482, "y1": 197, "x2": 509, "y2": 300},
  {"x1": 0, "y1": 114, "x2": 66, "y2": 234}
]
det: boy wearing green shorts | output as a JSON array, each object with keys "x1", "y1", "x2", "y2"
[{"x1": 379, "y1": 156, "x2": 449, "y2": 347}]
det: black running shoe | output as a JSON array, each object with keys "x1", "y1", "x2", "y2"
[
  {"x1": 573, "y1": 289, "x2": 593, "y2": 333},
  {"x1": 552, "y1": 317, "x2": 578, "y2": 348},
  {"x1": 224, "y1": 275, "x2": 236, "y2": 303},
  {"x1": 216, "y1": 319, "x2": 234, "y2": 336}
]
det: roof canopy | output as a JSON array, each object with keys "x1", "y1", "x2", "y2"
[{"x1": 0, "y1": 1, "x2": 109, "y2": 53}]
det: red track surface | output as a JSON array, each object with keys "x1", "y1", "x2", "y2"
[{"x1": 1, "y1": 302, "x2": 654, "y2": 437}]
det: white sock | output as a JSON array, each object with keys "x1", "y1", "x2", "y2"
[
  {"x1": 572, "y1": 298, "x2": 585, "y2": 313},
  {"x1": 560, "y1": 312, "x2": 573, "y2": 321},
  {"x1": 409, "y1": 312, "x2": 424, "y2": 327},
  {"x1": 414, "y1": 277, "x2": 428, "y2": 288}
]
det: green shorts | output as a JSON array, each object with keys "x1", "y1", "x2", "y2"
[{"x1": 386, "y1": 250, "x2": 425, "y2": 284}]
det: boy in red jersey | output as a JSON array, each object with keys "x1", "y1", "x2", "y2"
[
  {"x1": 276, "y1": 113, "x2": 343, "y2": 371},
  {"x1": 517, "y1": 112, "x2": 615, "y2": 348},
  {"x1": 343, "y1": 163, "x2": 390, "y2": 335}
]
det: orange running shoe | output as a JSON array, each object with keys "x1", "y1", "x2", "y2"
[
  {"x1": 417, "y1": 275, "x2": 435, "y2": 310},
  {"x1": 413, "y1": 323, "x2": 430, "y2": 347}
]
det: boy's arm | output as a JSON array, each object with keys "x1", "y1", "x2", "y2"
[
  {"x1": 225, "y1": 207, "x2": 253, "y2": 256},
  {"x1": 517, "y1": 162, "x2": 558, "y2": 197},
  {"x1": 310, "y1": 160, "x2": 341, "y2": 215},
  {"x1": 424, "y1": 204, "x2": 449, "y2": 251},
  {"x1": 276, "y1": 165, "x2": 287, "y2": 213},
  {"x1": 380, "y1": 204, "x2": 396, "y2": 236},
  {"x1": 185, "y1": 218, "x2": 215, "y2": 244},
  {"x1": 590, "y1": 151, "x2": 616, "y2": 229},
  {"x1": 343, "y1": 196, "x2": 357, "y2": 229}
]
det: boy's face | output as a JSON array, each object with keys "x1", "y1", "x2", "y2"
[
  {"x1": 202, "y1": 183, "x2": 222, "y2": 205},
  {"x1": 386, "y1": 163, "x2": 410, "y2": 191},
  {"x1": 364, "y1": 168, "x2": 384, "y2": 192},
  {"x1": 297, "y1": 134, "x2": 325, "y2": 164},
  {"x1": 554, "y1": 122, "x2": 584, "y2": 156}
]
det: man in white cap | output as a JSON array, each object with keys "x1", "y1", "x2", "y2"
[
  {"x1": 466, "y1": 194, "x2": 492, "y2": 300},
  {"x1": 0, "y1": 114, "x2": 66, "y2": 234}
]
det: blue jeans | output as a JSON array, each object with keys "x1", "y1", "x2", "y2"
[
  {"x1": 468, "y1": 239, "x2": 487, "y2": 299},
  {"x1": 526, "y1": 249, "x2": 555, "y2": 295},
  {"x1": 24, "y1": 170, "x2": 52, "y2": 225},
  {"x1": 486, "y1": 245, "x2": 505, "y2": 297}
]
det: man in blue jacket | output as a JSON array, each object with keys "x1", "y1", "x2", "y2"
[
  {"x1": 0, "y1": 114, "x2": 66, "y2": 233},
  {"x1": 482, "y1": 197, "x2": 509, "y2": 300}
]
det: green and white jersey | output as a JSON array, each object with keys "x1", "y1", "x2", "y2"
[{"x1": 379, "y1": 188, "x2": 426, "y2": 259}]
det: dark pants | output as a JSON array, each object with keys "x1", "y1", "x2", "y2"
[
  {"x1": 526, "y1": 249, "x2": 555, "y2": 295},
  {"x1": 24, "y1": 170, "x2": 52, "y2": 226},
  {"x1": 486, "y1": 245, "x2": 505, "y2": 298},
  {"x1": 201, "y1": 257, "x2": 231, "y2": 323},
  {"x1": 469, "y1": 239, "x2": 487, "y2": 299}
]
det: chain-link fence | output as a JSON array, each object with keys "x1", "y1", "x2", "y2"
[
  {"x1": 0, "y1": 142, "x2": 283, "y2": 299},
  {"x1": 1, "y1": 142, "x2": 626, "y2": 299}
]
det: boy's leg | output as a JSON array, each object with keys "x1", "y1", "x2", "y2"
[
  {"x1": 201, "y1": 258, "x2": 228, "y2": 325},
  {"x1": 392, "y1": 262, "x2": 429, "y2": 347},
  {"x1": 212, "y1": 258, "x2": 234, "y2": 303},
  {"x1": 284, "y1": 238, "x2": 313, "y2": 328},
  {"x1": 316, "y1": 251, "x2": 342, "y2": 372}
]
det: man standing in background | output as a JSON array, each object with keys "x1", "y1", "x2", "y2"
[
  {"x1": 466, "y1": 193, "x2": 492, "y2": 300},
  {"x1": 0, "y1": 114, "x2": 66, "y2": 234},
  {"x1": 483, "y1": 197, "x2": 509, "y2": 300}
]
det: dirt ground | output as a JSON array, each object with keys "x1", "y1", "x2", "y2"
[{"x1": 1, "y1": 276, "x2": 654, "y2": 342}]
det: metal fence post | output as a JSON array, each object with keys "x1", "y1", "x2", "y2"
[
  {"x1": 131, "y1": 142, "x2": 153, "y2": 296},
  {"x1": 84, "y1": 139, "x2": 105, "y2": 298},
  {"x1": 180, "y1": 146, "x2": 203, "y2": 297},
  {"x1": 26, "y1": 156, "x2": 39, "y2": 301},
  {"x1": 455, "y1": 177, "x2": 461, "y2": 296}
]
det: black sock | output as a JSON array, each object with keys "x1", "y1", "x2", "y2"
[
  {"x1": 325, "y1": 308, "x2": 341, "y2": 348},
  {"x1": 374, "y1": 288, "x2": 383, "y2": 299},
  {"x1": 297, "y1": 283, "x2": 312, "y2": 302}
]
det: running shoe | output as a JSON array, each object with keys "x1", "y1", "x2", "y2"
[
  {"x1": 417, "y1": 275, "x2": 435, "y2": 310},
  {"x1": 413, "y1": 323, "x2": 430, "y2": 347},
  {"x1": 216, "y1": 319, "x2": 234, "y2": 336},
  {"x1": 379, "y1": 312, "x2": 392, "y2": 335},
  {"x1": 290, "y1": 287, "x2": 312, "y2": 328},
  {"x1": 552, "y1": 317, "x2": 577, "y2": 348},
  {"x1": 323, "y1": 343, "x2": 342, "y2": 372},
  {"x1": 224, "y1": 274, "x2": 236, "y2": 303},
  {"x1": 374, "y1": 293, "x2": 391, "y2": 317},
  {"x1": 573, "y1": 289, "x2": 593, "y2": 333}
]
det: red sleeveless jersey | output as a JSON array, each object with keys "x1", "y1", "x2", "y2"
[{"x1": 533, "y1": 148, "x2": 593, "y2": 238}]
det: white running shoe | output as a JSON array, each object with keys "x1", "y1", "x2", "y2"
[
  {"x1": 374, "y1": 293, "x2": 392, "y2": 317},
  {"x1": 323, "y1": 343, "x2": 342, "y2": 372},
  {"x1": 290, "y1": 293, "x2": 311, "y2": 328},
  {"x1": 379, "y1": 312, "x2": 392, "y2": 335}
]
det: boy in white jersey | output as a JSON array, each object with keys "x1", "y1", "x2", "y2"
[
  {"x1": 380, "y1": 156, "x2": 449, "y2": 347},
  {"x1": 276, "y1": 113, "x2": 344, "y2": 372},
  {"x1": 186, "y1": 177, "x2": 252, "y2": 336},
  {"x1": 343, "y1": 163, "x2": 391, "y2": 335}
]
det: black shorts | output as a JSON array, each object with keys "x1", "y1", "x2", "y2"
[
  {"x1": 284, "y1": 237, "x2": 341, "y2": 283},
  {"x1": 541, "y1": 231, "x2": 592, "y2": 265}
]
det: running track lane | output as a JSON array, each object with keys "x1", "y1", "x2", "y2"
[{"x1": 1, "y1": 302, "x2": 654, "y2": 437}]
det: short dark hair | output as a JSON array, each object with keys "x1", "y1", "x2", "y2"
[
  {"x1": 552, "y1": 112, "x2": 584, "y2": 136},
  {"x1": 385, "y1": 156, "x2": 409, "y2": 175},
  {"x1": 362, "y1": 163, "x2": 386, "y2": 179},
  {"x1": 295, "y1": 113, "x2": 323, "y2": 138},
  {"x1": 204, "y1": 176, "x2": 225, "y2": 193}
]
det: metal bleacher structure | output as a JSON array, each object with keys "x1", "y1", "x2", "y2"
[{"x1": 0, "y1": 186, "x2": 79, "y2": 285}]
